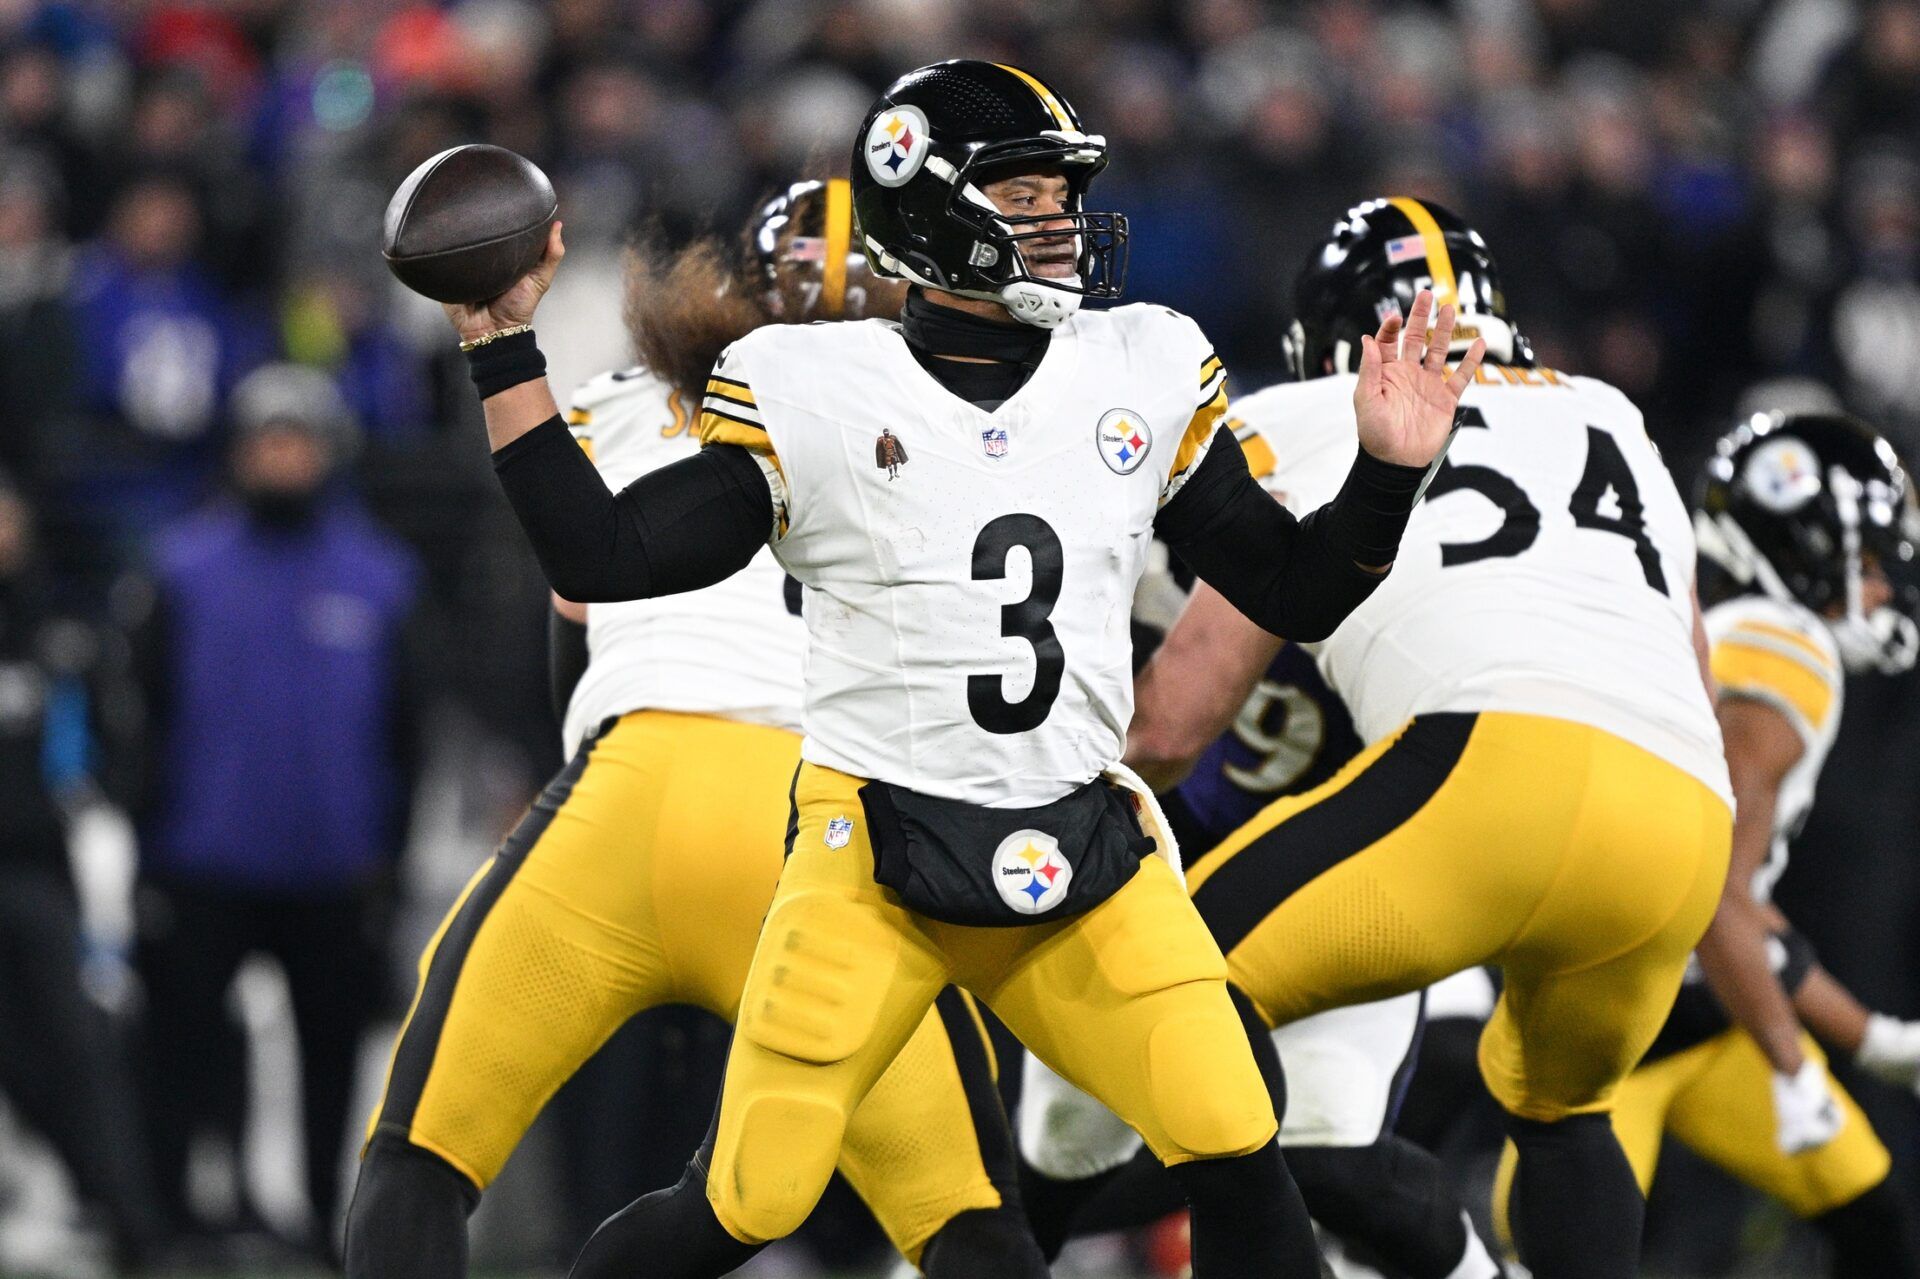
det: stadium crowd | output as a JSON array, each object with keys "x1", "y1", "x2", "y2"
[{"x1": 2, "y1": 0, "x2": 1919, "y2": 1275}]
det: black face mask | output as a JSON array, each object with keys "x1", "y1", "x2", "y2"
[{"x1": 241, "y1": 487, "x2": 323, "y2": 529}]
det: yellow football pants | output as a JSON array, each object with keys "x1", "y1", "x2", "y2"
[
  {"x1": 363, "y1": 712, "x2": 1005, "y2": 1262},
  {"x1": 706, "y1": 760, "x2": 1279, "y2": 1245},
  {"x1": 1188, "y1": 711, "x2": 1732, "y2": 1122},
  {"x1": 1493, "y1": 1030, "x2": 1892, "y2": 1237}
]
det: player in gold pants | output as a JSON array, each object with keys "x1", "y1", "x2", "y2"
[{"x1": 344, "y1": 713, "x2": 1031, "y2": 1277}]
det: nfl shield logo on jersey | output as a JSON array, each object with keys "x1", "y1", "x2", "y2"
[
  {"x1": 982, "y1": 427, "x2": 1009, "y2": 459},
  {"x1": 993, "y1": 830, "x2": 1072, "y2": 915},
  {"x1": 1096, "y1": 408, "x2": 1152, "y2": 475},
  {"x1": 824, "y1": 815, "x2": 855, "y2": 849}
]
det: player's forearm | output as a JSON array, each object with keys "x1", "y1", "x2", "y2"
[
  {"x1": 548, "y1": 606, "x2": 590, "y2": 723},
  {"x1": 1696, "y1": 891, "x2": 1806, "y2": 1073},
  {"x1": 1126, "y1": 584, "x2": 1284, "y2": 790},
  {"x1": 492, "y1": 419, "x2": 772, "y2": 602},
  {"x1": 1795, "y1": 965, "x2": 1873, "y2": 1056},
  {"x1": 480, "y1": 376, "x2": 562, "y2": 453}
]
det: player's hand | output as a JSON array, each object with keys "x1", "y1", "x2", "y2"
[
  {"x1": 444, "y1": 221, "x2": 565, "y2": 345},
  {"x1": 1772, "y1": 1060, "x2": 1844, "y2": 1154},
  {"x1": 1858, "y1": 1014, "x2": 1920, "y2": 1091},
  {"x1": 1352, "y1": 288, "x2": 1487, "y2": 467}
]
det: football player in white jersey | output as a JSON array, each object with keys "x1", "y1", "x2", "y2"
[
  {"x1": 347, "y1": 182, "x2": 1053, "y2": 1279},
  {"x1": 1487, "y1": 409, "x2": 1920, "y2": 1275},
  {"x1": 1017, "y1": 421, "x2": 1500, "y2": 1279},
  {"x1": 442, "y1": 62, "x2": 1483, "y2": 1279},
  {"x1": 1045, "y1": 198, "x2": 1734, "y2": 1279}
]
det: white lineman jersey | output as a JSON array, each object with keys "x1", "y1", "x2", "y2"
[
  {"x1": 1020, "y1": 991, "x2": 1423, "y2": 1177},
  {"x1": 558, "y1": 366, "x2": 806, "y2": 756},
  {"x1": 1703, "y1": 594, "x2": 1844, "y2": 901},
  {"x1": 1233, "y1": 368, "x2": 1731, "y2": 807},
  {"x1": 698, "y1": 306, "x2": 1229, "y2": 807}
]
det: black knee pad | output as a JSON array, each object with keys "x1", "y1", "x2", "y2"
[
  {"x1": 344, "y1": 1135, "x2": 479, "y2": 1279},
  {"x1": 1815, "y1": 1175, "x2": 1920, "y2": 1278},
  {"x1": 569, "y1": 1159, "x2": 764, "y2": 1279},
  {"x1": 919, "y1": 1204, "x2": 1050, "y2": 1279},
  {"x1": 1285, "y1": 1140, "x2": 1468, "y2": 1278}
]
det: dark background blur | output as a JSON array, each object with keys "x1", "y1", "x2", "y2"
[{"x1": 1, "y1": 0, "x2": 1918, "y2": 1276}]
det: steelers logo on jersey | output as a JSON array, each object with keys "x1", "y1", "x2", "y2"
[
  {"x1": 1745, "y1": 437, "x2": 1823, "y2": 514},
  {"x1": 865, "y1": 105, "x2": 931, "y2": 188},
  {"x1": 1096, "y1": 407, "x2": 1153, "y2": 475},
  {"x1": 993, "y1": 830, "x2": 1072, "y2": 915}
]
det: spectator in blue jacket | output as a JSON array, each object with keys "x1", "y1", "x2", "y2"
[{"x1": 131, "y1": 363, "x2": 422, "y2": 1258}]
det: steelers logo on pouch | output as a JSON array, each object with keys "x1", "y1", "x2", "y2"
[
  {"x1": 1096, "y1": 407, "x2": 1153, "y2": 475},
  {"x1": 864, "y1": 104, "x2": 931, "y2": 188},
  {"x1": 993, "y1": 830, "x2": 1072, "y2": 915}
]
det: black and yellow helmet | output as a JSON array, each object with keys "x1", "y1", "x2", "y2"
[
  {"x1": 1697, "y1": 410, "x2": 1920, "y2": 673},
  {"x1": 1283, "y1": 197, "x2": 1529, "y2": 380},
  {"x1": 848, "y1": 60, "x2": 1127, "y2": 329},
  {"x1": 744, "y1": 177, "x2": 901, "y2": 321}
]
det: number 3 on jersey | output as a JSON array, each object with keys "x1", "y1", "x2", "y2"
[
  {"x1": 969, "y1": 514, "x2": 1065, "y2": 734},
  {"x1": 1426, "y1": 408, "x2": 1669, "y2": 595}
]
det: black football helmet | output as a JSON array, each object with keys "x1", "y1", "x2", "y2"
[
  {"x1": 849, "y1": 60, "x2": 1127, "y2": 329},
  {"x1": 1283, "y1": 197, "x2": 1531, "y2": 380},
  {"x1": 744, "y1": 177, "x2": 898, "y2": 320},
  {"x1": 1697, "y1": 410, "x2": 1920, "y2": 673}
]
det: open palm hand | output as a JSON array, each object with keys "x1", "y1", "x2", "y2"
[{"x1": 1352, "y1": 288, "x2": 1487, "y2": 467}]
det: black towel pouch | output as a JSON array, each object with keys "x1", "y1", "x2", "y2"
[{"x1": 859, "y1": 775, "x2": 1156, "y2": 927}]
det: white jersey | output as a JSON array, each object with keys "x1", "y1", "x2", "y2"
[
  {"x1": 1704, "y1": 595, "x2": 1844, "y2": 901},
  {"x1": 699, "y1": 306, "x2": 1229, "y2": 806},
  {"x1": 559, "y1": 367, "x2": 806, "y2": 755},
  {"x1": 1234, "y1": 367, "x2": 1731, "y2": 806}
]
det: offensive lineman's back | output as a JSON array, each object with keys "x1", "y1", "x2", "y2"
[{"x1": 1237, "y1": 365, "x2": 1729, "y2": 807}]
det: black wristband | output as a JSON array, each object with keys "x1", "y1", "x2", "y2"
[
  {"x1": 466, "y1": 329, "x2": 547, "y2": 399},
  {"x1": 1325, "y1": 448, "x2": 1428, "y2": 565}
]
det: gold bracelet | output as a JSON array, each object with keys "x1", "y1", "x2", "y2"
[{"x1": 459, "y1": 324, "x2": 534, "y2": 353}]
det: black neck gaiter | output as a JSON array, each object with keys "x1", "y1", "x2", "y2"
[{"x1": 900, "y1": 290, "x2": 1052, "y2": 411}]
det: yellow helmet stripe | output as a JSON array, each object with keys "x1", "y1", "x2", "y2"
[
  {"x1": 993, "y1": 63, "x2": 1072, "y2": 129},
  {"x1": 822, "y1": 177, "x2": 851, "y2": 319},
  {"x1": 1387, "y1": 197, "x2": 1457, "y2": 308}
]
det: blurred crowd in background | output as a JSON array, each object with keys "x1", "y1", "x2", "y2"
[{"x1": 3, "y1": 0, "x2": 1920, "y2": 1275}]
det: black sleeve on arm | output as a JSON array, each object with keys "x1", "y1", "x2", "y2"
[
  {"x1": 491, "y1": 416, "x2": 774, "y2": 602},
  {"x1": 1153, "y1": 427, "x2": 1426, "y2": 642},
  {"x1": 549, "y1": 609, "x2": 589, "y2": 723}
]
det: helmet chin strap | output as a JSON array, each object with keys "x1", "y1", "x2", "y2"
[
  {"x1": 1328, "y1": 313, "x2": 1517, "y2": 375},
  {"x1": 862, "y1": 233, "x2": 1081, "y2": 329}
]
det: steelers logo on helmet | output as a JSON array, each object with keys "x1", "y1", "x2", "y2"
[
  {"x1": 1745, "y1": 436, "x2": 1823, "y2": 514},
  {"x1": 1096, "y1": 407, "x2": 1152, "y2": 476},
  {"x1": 864, "y1": 104, "x2": 931, "y2": 189},
  {"x1": 993, "y1": 830, "x2": 1072, "y2": 915}
]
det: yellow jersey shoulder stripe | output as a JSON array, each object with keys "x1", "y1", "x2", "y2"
[
  {"x1": 1239, "y1": 431, "x2": 1277, "y2": 482},
  {"x1": 1170, "y1": 385, "x2": 1230, "y2": 483},
  {"x1": 1712, "y1": 638, "x2": 1837, "y2": 732},
  {"x1": 706, "y1": 376, "x2": 756, "y2": 405},
  {"x1": 697, "y1": 409, "x2": 778, "y2": 458},
  {"x1": 565, "y1": 407, "x2": 593, "y2": 427},
  {"x1": 1726, "y1": 619, "x2": 1837, "y2": 676}
]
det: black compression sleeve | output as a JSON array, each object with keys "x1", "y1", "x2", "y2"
[
  {"x1": 548, "y1": 609, "x2": 589, "y2": 723},
  {"x1": 491, "y1": 416, "x2": 774, "y2": 602},
  {"x1": 1156, "y1": 428, "x2": 1421, "y2": 641}
]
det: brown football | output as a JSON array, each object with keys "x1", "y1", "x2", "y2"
[{"x1": 381, "y1": 144, "x2": 557, "y2": 304}]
